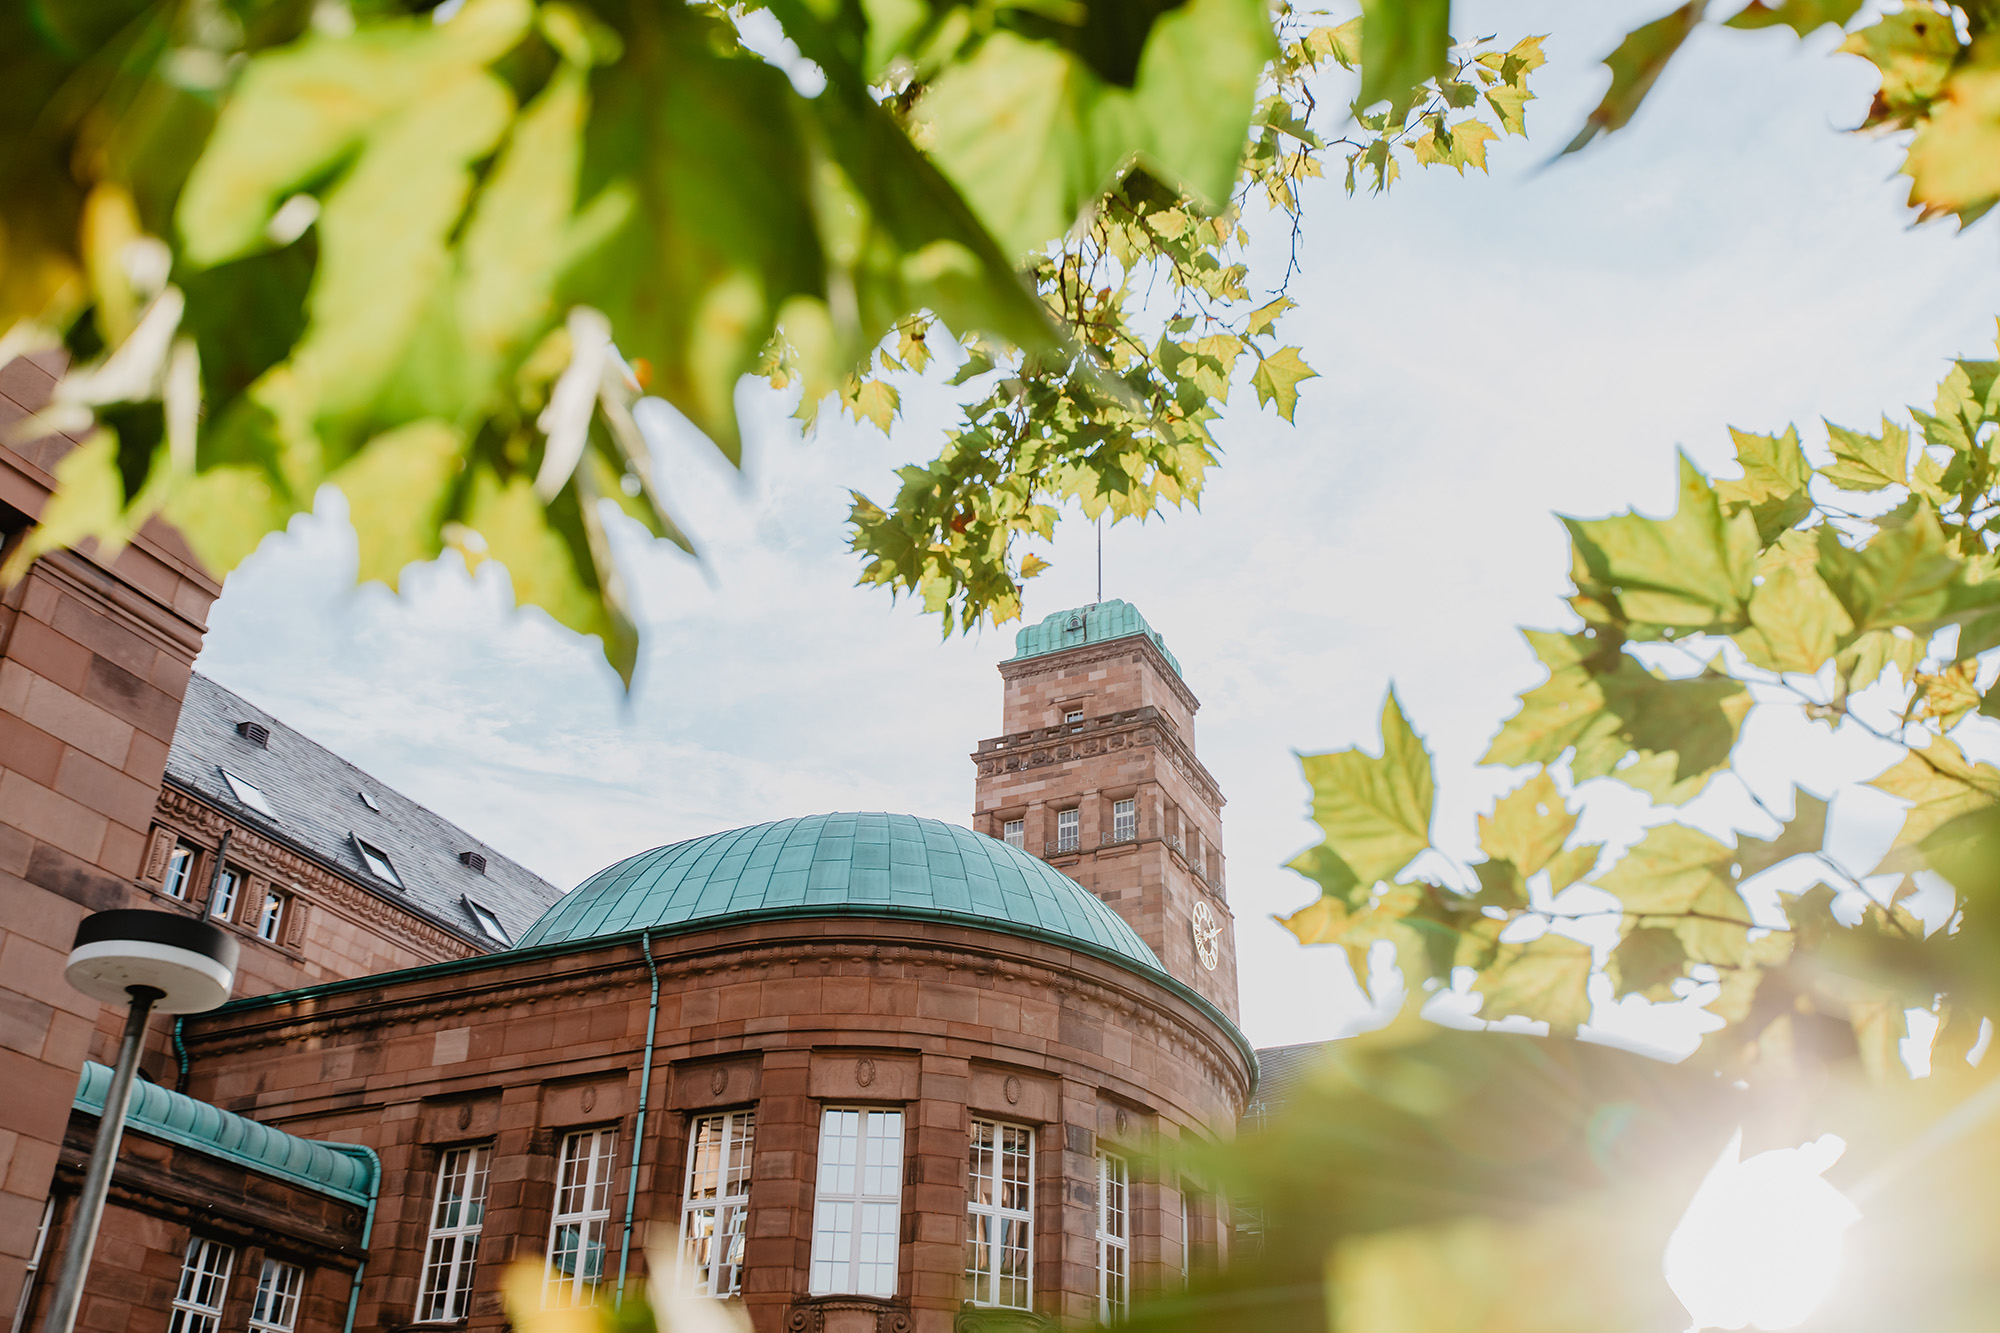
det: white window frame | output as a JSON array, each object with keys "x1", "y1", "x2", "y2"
[
  {"x1": 353, "y1": 835, "x2": 403, "y2": 888},
  {"x1": 210, "y1": 866, "x2": 241, "y2": 922},
  {"x1": 1002, "y1": 820, "x2": 1024, "y2": 851},
  {"x1": 679, "y1": 1110, "x2": 755, "y2": 1298},
  {"x1": 256, "y1": 889, "x2": 287, "y2": 943},
  {"x1": 1055, "y1": 808, "x2": 1080, "y2": 853},
  {"x1": 965, "y1": 1119, "x2": 1033, "y2": 1310},
  {"x1": 168, "y1": 1237, "x2": 234, "y2": 1333},
  {"x1": 1111, "y1": 799, "x2": 1136, "y2": 843},
  {"x1": 1096, "y1": 1151, "x2": 1129, "y2": 1322},
  {"x1": 1064, "y1": 709, "x2": 1084, "y2": 728},
  {"x1": 220, "y1": 768, "x2": 276, "y2": 818},
  {"x1": 544, "y1": 1128, "x2": 619, "y2": 1308},
  {"x1": 415, "y1": 1144, "x2": 490, "y2": 1323},
  {"x1": 809, "y1": 1107, "x2": 903, "y2": 1298},
  {"x1": 163, "y1": 842, "x2": 197, "y2": 900},
  {"x1": 248, "y1": 1257, "x2": 305, "y2": 1333}
]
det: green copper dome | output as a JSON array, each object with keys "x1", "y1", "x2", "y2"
[
  {"x1": 1010, "y1": 600, "x2": 1181, "y2": 677},
  {"x1": 515, "y1": 813, "x2": 1167, "y2": 976}
]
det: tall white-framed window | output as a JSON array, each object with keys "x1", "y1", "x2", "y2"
[
  {"x1": 680, "y1": 1111, "x2": 755, "y2": 1298},
  {"x1": 965, "y1": 1119, "x2": 1032, "y2": 1309},
  {"x1": 544, "y1": 1129, "x2": 619, "y2": 1308},
  {"x1": 1002, "y1": 820, "x2": 1024, "y2": 851},
  {"x1": 163, "y1": 843, "x2": 197, "y2": 900},
  {"x1": 1055, "y1": 808, "x2": 1079, "y2": 853},
  {"x1": 416, "y1": 1144, "x2": 490, "y2": 1322},
  {"x1": 168, "y1": 1237, "x2": 234, "y2": 1333},
  {"x1": 1111, "y1": 799, "x2": 1136, "y2": 844},
  {"x1": 249, "y1": 1258, "x2": 305, "y2": 1333},
  {"x1": 210, "y1": 866, "x2": 241, "y2": 921},
  {"x1": 257, "y1": 890, "x2": 287, "y2": 943},
  {"x1": 809, "y1": 1107, "x2": 903, "y2": 1297},
  {"x1": 1095, "y1": 1152, "x2": 1129, "y2": 1321}
]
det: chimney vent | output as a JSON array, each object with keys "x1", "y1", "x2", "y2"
[
  {"x1": 236, "y1": 721, "x2": 270, "y2": 748},
  {"x1": 459, "y1": 851, "x2": 487, "y2": 874}
]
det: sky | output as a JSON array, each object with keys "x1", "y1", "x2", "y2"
[{"x1": 192, "y1": 0, "x2": 2000, "y2": 1052}]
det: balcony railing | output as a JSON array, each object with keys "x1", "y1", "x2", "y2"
[{"x1": 1045, "y1": 835, "x2": 1081, "y2": 856}]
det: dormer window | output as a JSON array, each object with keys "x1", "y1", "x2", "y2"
[
  {"x1": 353, "y1": 836, "x2": 403, "y2": 888},
  {"x1": 220, "y1": 768, "x2": 276, "y2": 819},
  {"x1": 465, "y1": 898, "x2": 511, "y2": 947}
]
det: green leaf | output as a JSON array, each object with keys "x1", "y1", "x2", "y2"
[
  {"x1": 1598, "y1": 823, "x2": 1734, "y2": 915},
  {"x1": 329, "y1": 419, "x2": 461, "y2": 587},
  {"x1": 1905, "y1": 66, "x2": 2000, "y2": 223},
  {"x1": 1868, "y1": 737, "x2": 2000, "y2": 872},
  {"x1": 915, "y1": 0, "x2": 1276, "y2": 260},
  {"x1": 1286, "y1": 841, "x2": 1363, "y2": 906},
  {"x1": 1246, "y1": 295, "x2": 1294, "y2": 337},
  {"x1": 1477, "y1": 771, "x2": 1576, "y2": 878},
  {"x1": 1735, "y1": 790, "x2": 1828, "y2": 880},
  {"x1": 1474, "y1": 934, "x2": 1595, "y2": 1035},
  {"x1": 1251, "y1": 345, "x2": 1317, "y2": 421},
  {"x1": 1820, "y1": 416, "x2": 1909, "y2": 491},
  {"x1": 1356, "y1": 0, "x2": 1449, "y2": 112},
  {"x1": 1471, "y1": 858, "x2": 1528, "y2": 910},
  {"x1": 1484, "y1": 81, "x2": 1534, "y2": 137},
  {"x1": 1483, "y1": 631, "x2": 1750, "y2": 801},
  {"x1": 1734, "y1": 562, "x2": 1853, "y2": 674},
  {"x1": 1724, "y1": 0, "x2": 1863, "y2": 36},
  {"x1": 1564, "y1": 2, "x2": 1706, "y2": 154},
  {"x1": 1815, "y1": 502, "x2": 1995, "y2": 633},
  {"x1": 1565, "y1": 452, "x2": 1759, "y2": 631},
  {"x1": 1545, "y1": 842, "x2": 1602, "y2": 893},
  {"x1": 175, "y1": 0, "x2": 534, "y2": 267},
  {"x1": 1840, "y1": 8, "x2": 1959, "y2": 127},
  {"x1": 1607, "y1": 926, "x2": 1686, "y2": 1001},
  {"x1": 1296, "y1": 689, "x2": 1436, "y2": 888},
  {"x1": 1714, "y1": 425, "x2": 1812, "y2": 544}
]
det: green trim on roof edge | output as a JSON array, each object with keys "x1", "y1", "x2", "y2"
[
  {"x1": 74, "y1": 1062, "x2": 376, "y2": 1207},
  {"x1": 1010, "y1": 601, "x2": 1181, "y2": 677},
  {"x1": 203, "y1": 910, "x2": 1259, "y2": 1084}
]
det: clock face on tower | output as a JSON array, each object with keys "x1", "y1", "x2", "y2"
[{"x1": 1190, "y1": 900, "x2": 1220, "y2": 971}]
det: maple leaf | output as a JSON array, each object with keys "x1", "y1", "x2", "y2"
[
  {"x1": 1296, "y1": 690, "x2": 1436, "y2": 889},
  {"x1": 1251, "y1": 346, "x2": 1317, "y2": 422}
]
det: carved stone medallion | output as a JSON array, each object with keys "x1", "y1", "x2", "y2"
[
  {"x1": 1003, "y1": 1076, "x2": 1022, "y2": 1106},
  {"x1": 855, "y1": 1057, "x2": 876, "y2": 1088}
]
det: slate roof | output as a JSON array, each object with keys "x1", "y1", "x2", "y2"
[
  {"x1": 515, "y1": 812, "x2": 1168, "y2": 978},
  {"x1": 1010, "y1": 600, "x2": 1183, "y2": 677},
  {"x1": 1243, "y1": 1039, "x2": 1335, "y2": 1128},
  {"x1": 75, "y1": 1062, "x2": 375, "y2": 1206},
  {"x1": 165, "y1": 673, "x2": 560, "y2": 950}
]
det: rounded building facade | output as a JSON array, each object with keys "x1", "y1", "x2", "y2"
[{"x1": 183, "y1": 813, "x2": 1254, "y2": 1333}]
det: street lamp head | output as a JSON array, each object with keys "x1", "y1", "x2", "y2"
[{"x1": 65, "y1": 909, "x2": 239, "y2": 1015}]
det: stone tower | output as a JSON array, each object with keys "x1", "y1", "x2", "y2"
[{"x1": 970, "y1": 601, "x2": 1237, "y2": 1019}]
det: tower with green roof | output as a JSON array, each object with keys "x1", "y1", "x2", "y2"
[{"x1": 970, "y1": 601, "x2": 1237, "y2": 1020}]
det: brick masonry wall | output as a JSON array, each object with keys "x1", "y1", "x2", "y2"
[
  {"x1": 179, "y1": 916, "x2": 1254, "y2": 1333},
  {"x1": 0, "y1": 353, "x2": 221, "y2": 1319}
]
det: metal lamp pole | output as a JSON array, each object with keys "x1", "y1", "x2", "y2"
[{"x1": 42, "y1": 911, "x2": 238, "y2": 1333}]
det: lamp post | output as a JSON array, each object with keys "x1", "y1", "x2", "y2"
[{"x1": 42, "y1": 910, "x2": 238, "y2": 1333}]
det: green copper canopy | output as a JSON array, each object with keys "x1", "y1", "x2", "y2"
[
  {"x1": 516, "y1": 813, "x2": 1166, "y2": 977},
  {"x1": 74, "y1": 1062, "x2": 376, "y2": 1206},
  {"x1": 1010, "y1": 600, "x2": 1181, "y2": 677}
]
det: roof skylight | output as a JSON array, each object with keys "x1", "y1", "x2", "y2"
[
  {"x1": 353, "y1": 836, "x2": 403, "y2": 888},
  {"x1": 465, "y1": 899, "x2": 512, "y2": 947},
  {"x1": 359, "y1": 789, "x2": 380, "y2": 811},
  {"x1": 219, "y1": 768, "x2": 276, "y2": 819}
]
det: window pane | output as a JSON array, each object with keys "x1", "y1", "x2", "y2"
[
  {"x1": 258, "y1": 891, "x2": 285, "y2": 941},
  {"x1": 169, "y1": 1238, "x2": 234, "y2": 1333},
  {"x1": 417, "y1": 1145, "x2": 490, "y2": 1322},
  {"x1": 545, "y1": 1130, "x2": 617, "y2": 1308},
  {"x1": 966, "y1": 1119, "x2": 1032, "y2": 1310},
  {"x1": 810, "y1": 1108, "x2": 902, "y2": 1297},
  {"x1": 680, "y1": 1112, "x2": 755, "y2": 1299},
  {"x1": 1002, "y1": 820, "x2": 1024, "y2": 850},
  {"x1": 249, "y1": 1259, "x2": 305, "y2": 1333}
]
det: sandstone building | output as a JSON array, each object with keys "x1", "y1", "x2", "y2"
[{"x1": 4, "y1": 385, "x2": 1256, "y2": 1333}]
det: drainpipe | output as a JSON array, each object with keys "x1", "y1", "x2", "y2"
[
  {"x1": 339, "y1": 1145, "x2": 381, "y2": 1333},
  {"x1": 195, "y1": 830, "x2": 231, "y2": 917},
  {"x1": 171, "y1": 1017, "x2": 189, "y2": 1094},
  {"x1": 615, "y1": 930, "x2": 661, "y2": 1306}
]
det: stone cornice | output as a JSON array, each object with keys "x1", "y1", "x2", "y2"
[
  {"x1": 971, "y1": 705, "x2": 1224, "y2": 814},
  {"x1": 181, "y1": 923, "x2": 1255, "y2": 1114},
  {"x1": 996, "y1": 634, "x2": 1200, "y2": 717},
  {"x1": 156, "y1": 781, "x2": 481, "y2": 962},
  {"x1": 32, "y1": 544, "x2": 207, "y2": 660}
]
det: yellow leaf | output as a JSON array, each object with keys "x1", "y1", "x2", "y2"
[{"x1": 1477, "y1": 771, "x2": 1575, "y2": 878}]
